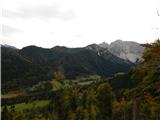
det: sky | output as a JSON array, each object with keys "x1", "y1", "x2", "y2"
[{"x1": 1, "y1": 0, "x2": 160, "y2": 48}]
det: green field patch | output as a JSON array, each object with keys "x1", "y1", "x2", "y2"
[
  {"x1": 51, "y1": 80, "x2": 63, "y2": 91},
  {"x1": 1, "y1": 91, "x2": 26, "y2": 99},
  {"x1": 3, "y1": 100, "x2": 49, "y2": 112},
  {"x1": 77, "y1": 81, "x2": 94, "y2": 85}
]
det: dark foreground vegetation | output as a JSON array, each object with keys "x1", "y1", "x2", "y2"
[{"x1": 1, "y1": 39, "x2": 160, "y2": 120}]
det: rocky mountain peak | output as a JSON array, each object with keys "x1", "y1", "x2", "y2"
[
  {"x1": 95, "y1": 40, "x2": 144, "y2": 63},
  {"x1": 99, "y1": 41, "x2": 109, "y2": 48},
  {"x1": 108, "y1": 40, "x2": 144, "y2": 63}
]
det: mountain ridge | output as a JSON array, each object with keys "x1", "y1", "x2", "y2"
[
  {"x1": 1, "y1": 42, "x2": 134, "y2": 92},
  {"x1": 2, "y1": 39, "x2": 144, "y2": 63}
]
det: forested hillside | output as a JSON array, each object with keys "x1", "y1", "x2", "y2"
[{"x1": 1, "y1": 45, "x2": 132, "y2": 93}]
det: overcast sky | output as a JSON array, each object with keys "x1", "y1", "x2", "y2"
[{"x1": 1, "y1": 0, "x2": 160, "y2": 48}]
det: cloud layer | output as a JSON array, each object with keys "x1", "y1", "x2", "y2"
[
  {"x1": 2, "y1": 0, "x2": 160, "y2": 48},
  {"x1": 3, "y1": 4, "x2": 75, "y2": 20},
  {"x1": 2, "y1": 24, "x2": 22, "y2": 36}
]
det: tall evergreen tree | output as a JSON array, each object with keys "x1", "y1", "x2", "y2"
[{"x1": 96, "y1": 83, "x2": 113, "y2": 120}]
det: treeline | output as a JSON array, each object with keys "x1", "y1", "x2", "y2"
[
  {"x1": 1, "y1": 91, "x2": 53, "y2": 106},
  {"x1": 126, "y1": 39, "x2": 160, "y2": 119},
  {"x1": 2, "y1": 82, "x2": 133, "y2": 120}
]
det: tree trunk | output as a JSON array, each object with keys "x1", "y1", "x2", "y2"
[{"x1": 133, "y1": 98, "x2": 141, "y2": 120}]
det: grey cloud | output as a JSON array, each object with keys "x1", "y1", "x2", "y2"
[
  {"x1": 152, "y1": 27, "x2": 160, "y2": 30},
  {"x1": 50, "y1": 32, "x2": 55, "y2": 34},
  {"x1": 3, "y1": 4, "x2": 75, "y2": 20},
  {"x1": 3, "y1": 9, "x2": 17, "y2": 18},
  {"x1": 75, "y1": 34, "x2": 83, "y2": 38},
  {"x1": 2, "y1": 24, "x2": 23, "y2": 36},
  {"x1": 59, "y1": 10, "x2": 75, "y2": 20}
]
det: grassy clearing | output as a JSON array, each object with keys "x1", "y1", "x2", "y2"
[
  {"x1": 1, "y1": 94, "x2": 17, "y2": 99},
  {"x1": 51, "y1": 80, "x2": 63, "y2": 91},
  {"x1": 1, "y1": 91, "x2": 26, "y2": 99},
  {"x1": 3, "y1": 100, "x2": 49, "y2": 112},
  {"x1": 77, "y1": 81, "x2": 94, "y2": 85},
  {"x1": 15, "y1": 100, "x2": 49, "y2": 111}
]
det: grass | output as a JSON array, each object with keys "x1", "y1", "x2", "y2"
[
  {"x1": 3, "y1": 100, "x2": 49, "y2": 112},
  {"x1": 1, "y1": 94, "x2": 17, "y2": 99},
  {"x1": 76, "y1": 75, "x2": 101, "y2": 82},
  {"x1": 51, "y1": 80, "x2": 63, "y2": 91},
  {"x1": 78, "y1": 81, "x2": 94, "y2": 85},
  {"x1": 1, "y1": 91, "x2": 25, "y2": 99}
]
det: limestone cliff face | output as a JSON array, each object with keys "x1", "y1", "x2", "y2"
[
  {"x1": 93, "y1": 40, "x2": 144, "y2": 63},
  {"x1": 107, "y1": 40, "x2": 144, "y2": 63}
]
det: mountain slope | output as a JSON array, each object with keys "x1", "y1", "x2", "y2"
[
  {"x1": 1, "y1": 44, "x2": 133, "y2": 92},
  {"x1": 52, "y1": 48, "x2": 133, "y2": 79}
]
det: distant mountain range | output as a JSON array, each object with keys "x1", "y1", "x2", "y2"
[
  {"x1": 1, "y1": 44, "x2": 18, "y2": 49},
  {"x1": 1, "y1": 40, "x2": 144, "y2": 91},
  {"x1": 89, "y1": 40, "x2": 144, "y2": 63}
]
